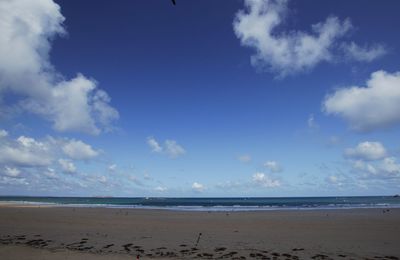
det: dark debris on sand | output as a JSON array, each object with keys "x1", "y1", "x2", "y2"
[{"x1": 0, "y1": 234, "x2": 399, "y2": 259}]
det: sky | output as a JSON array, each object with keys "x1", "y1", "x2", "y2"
[{"x1": 0, "y1": 0, "x2": 399, "y2": 197}]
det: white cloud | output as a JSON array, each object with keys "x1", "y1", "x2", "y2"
[
  {"x1": 353, "y1": 160, "x2": 378, "y2": 176},
  {"x1": 192, "y1": 182, "x2": 205, "y2": 192},
  {"x1": 58, "y1": 159, "x2": 76, "y2": 174},
  {"x1": 0, "y1": 176, "x2": 28, "y2": 186},
  {"x1": 324, "y1": 70, "x2": 400, "y2": 131},
  {"x1": 264, "y1": 160, "x2": 282, "y2": 173},
  {"x1": 164, "y1": 140, "x2": 186, "y2": 158},
  {"x1": 307, "y1": 114, "x2": 319, "y2": 129},
  {"x1": 147, "y1": 137, "x2": 186, "y2": 158},
  {"x1": 147, "y1": 137, "x2": 163, "y2": 153},
  {"x1": 0, "y1": 136, "x2": 52, "y2": 167},
  {"x1": 43, "y1": 168, "x2": 58, "y2": 179},
  {"x1": 62, "y1": 140, "x2": 99, "y2": 160},
  {"x1": 17, "y1": 136, "x2": 47, "y2": 150},
  {"x1": 352, "y1": 157, "x2": 400, "y2": 179},
  {"x1": 0, "y1": 0, "x2": 118, "y2": 135},
  {"x1": 98, "y1": 175, "x2": 107, "y2": 184},
  {"x1": 252, "y1": 172, "x2": 280, "y2": 188},
  {"x1": 129, "y1": 176, "x2": 144, "y2": 186},
  {"x1": 327, "y1": 175, "x2": 339, "y2": 184},
  {"x1": 381, "y1": 157, "x2": 400, "y2": 175},
  {"x1": 0, "y1": 133, "x2": 99, "y2": 173},
  {"x1": 143, "y1": 172, "x2": 152, "y2": 180},
  {"x1": 3, "y1": 166, "x2": 21, "y2": 178},
  {"x1": 342, "y1": 42, "x2": 387, "y2": 62},
  {"x1": 233, "y1": 0, "x2": 385, "y2": 77},
  {"x1": 0, "y1": 131, "x2": 110, "y2": 193},
  {"x1": 345, "y1": 141, "x2": 387, "y2": 161},
  {"x1": 0, "y1": 130, "x2": 8, "y2": 138},
  {"x1": 238, "y1": 154, "x2": 252, "y2": 163},
  {"x1": 108, "y1": 164, "x2": 117, "y2": 172},
  {"x1": 324, "y1": 174, "x2": 352, "y2": 187},
  {"x1": 233, "y1": 0, "x2": 350, "y2": 77},
  {"x1": 155, "y1": 186, "x2": 167, "y2": 192}
]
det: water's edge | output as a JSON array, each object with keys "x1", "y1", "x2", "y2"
[{"x1": 1, "y1": 196, "x2": 399, "y2": 212}]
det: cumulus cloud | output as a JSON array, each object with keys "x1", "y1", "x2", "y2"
[
  {"x1": 345, "y1": 141, "x2": 387, "y2": 161},
  {"x1": 43, "y1": 168, "x2": 58, "y2": 179},
  {"x1": 108, "y1": 164, "x2": 117, "y2": 172},
  {"x1": 233, "y1": 0, "x2": 385, "y2": 77},
  {"x1": 352, "y1": 157, "x2": 400, "y2": 179},
  {"x1": 0, "y1": 130, "x2": 8, "y2": 138},
  {"x1": 341, "y1": 42, "x2": 387, "y2": 62},
  {"x1": 0, "y1": 176, "x2": 28, "y2": 186},
  {"x1": 264, "y1": 161, "x2": 282, "y2": 173},
  {"x1": 0, "y1": 135, "x2": 52, "y2": 167},
  {"x1": 98, "y1": 175, "x2": 107, "y2": 184},
  {"x1": 252, "y1": 172, "x2": 280, "y2": 187},
  {"x1": 381, "y1": 157, "x2": 400, "y2": 175},
  {"x1": 147, "y1": 137, "x2": 186, "y2": 158},
  {"x1": 238, "y1": 154, "x2": 252, "y2": 163},
  {"x1": 0, "y1": 132, "x2": 164, "y2": 194},
  {"x1": 58, "y1": 159, "x2": 76, "y2": 174},
  {"x1": 155, "y1": 186, "x2": 167, "y2": 192},
  {"x1": 326, "y1": 175, "x2": 339, "y2": 185},
  {"x1": 192, "y1": 182, "x2": 205, "y2": 192},
  {"x1": 324, "y1": 173, "x2": 355, "y2": 188},
  {"x1": 0, "y1": 130, "x2": 100, "y2": 178},
  {"x1": 147, "y1": 137, "x2": 163, "y2": 153},
  {"x1": 164, "y1": 140, "x2": 186, "y2": 158},
  {"x1": 2, "y1": 166, "x2": 21, "y2": 178},
  {"x1": 62, "y1": 140, "x2": 99, "y2": 160},
  {"x1": 324, "y1": 70, "x2": 400, "y2": 131},
  {"x1": 143, "y1": 172, "x2": 152, "y2": 180},
  {"x1": 0, "y1": 0, "x2": 118, "y2": 135},
  {"x1": 233, "y1": 0, "x2": 349, "y2": 76}
]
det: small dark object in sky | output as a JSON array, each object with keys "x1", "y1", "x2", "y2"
[{"x1": 171, "y1": 0, "x2": 176, "y2": 5}]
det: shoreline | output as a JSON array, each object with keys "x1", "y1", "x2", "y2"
[
  {"x1": 1, "y1": 201, "x2": 400, "y2": 212},
  {"x1": 1, "y1": 206, "x2": 400, "y2": 259}
]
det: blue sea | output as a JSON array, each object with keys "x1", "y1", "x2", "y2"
[{"x1": 1, "y1": 196, "x2": 400, "y2": 211}]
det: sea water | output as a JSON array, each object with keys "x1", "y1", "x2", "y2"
[{"x1": 1, "y1": 196, "x2": 400, "y2": 211}]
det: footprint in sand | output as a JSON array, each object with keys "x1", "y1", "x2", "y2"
[
  {"x1": 214, "y1": 247, "x2": 227, "y2": 252},
  {"x1": 311, "y1": 254, "x2": 330, "y2": 259},
  {"x1": 102, "y1": 244, "x2": 114, "y2": 249},
  {"x1": 122, "y1": 243, "x2": 133, "y2": 251},
  {"x1": 221, "y1": 251, "x2": 237, "y2": 258}
]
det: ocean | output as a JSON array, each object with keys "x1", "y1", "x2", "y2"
[{"x1": 1, "y1": 196, "x2": 400, "y2": 211}]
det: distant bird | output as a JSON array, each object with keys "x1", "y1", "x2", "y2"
[{"x1": 171, "y1": 0, "x2": 176, "y2": 5}]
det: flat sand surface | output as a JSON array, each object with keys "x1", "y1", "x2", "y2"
[{"x1": 0, "y1": 205, "x2": 399, "y2": 259}]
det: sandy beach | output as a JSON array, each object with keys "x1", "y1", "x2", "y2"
[{"x1": 0, "y1": 205, "x2": 399, "y2": 259}]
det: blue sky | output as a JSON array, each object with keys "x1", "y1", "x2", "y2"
[{"x1": 0, "y1": 0, "x2": 399, "y2": 197}]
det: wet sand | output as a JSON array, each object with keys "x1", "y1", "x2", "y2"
[{"x1": 0, "y1": 205, "x2": 399, "y2": 259}]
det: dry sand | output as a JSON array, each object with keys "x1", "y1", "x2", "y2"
[{"x1": 0, "y1": 205, "x2": 399, "y2": 259}]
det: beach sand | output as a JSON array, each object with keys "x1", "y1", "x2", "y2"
[{"x1": 0, "y1": 205, "x2": 399, "y2": 259}]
